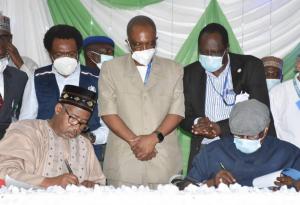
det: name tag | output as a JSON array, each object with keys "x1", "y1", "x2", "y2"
[{"x1": 235, "y1": 92, "x2": 249, "y2": 103}]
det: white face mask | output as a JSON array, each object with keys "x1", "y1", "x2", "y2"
[
  {"x1": 131, "y1": 48, "x2": 156, "y2": 66},
  {"x1": 53, "y1": 57, "x2": 78, "y2": 76},
  {"x1": 233, "y1": 136, "x2": 262, "y2": 154},
  {"x1": 88, "y1": 51, "x2": 114, "y2": 69},
  {"x1": 0, "y1": 57, "x2": 9, "y2": 73},
  {"x1": 266, "y1": 79, "x2": 281, "y2": 91}
]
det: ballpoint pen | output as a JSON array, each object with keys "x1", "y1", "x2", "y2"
[
  {"x1": 64, "y1": 159, "x2": 73, "y2": 174},
  {"x1": 219, "y1": 162, "x2": 226, "y2": 170}
]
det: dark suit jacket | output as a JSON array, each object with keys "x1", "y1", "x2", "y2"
[
  {"x1": 0, "y1": 66, "x2": 28, "y2": 139},
  {"x1": 180, "y1": 53, "x2": 274, "y2": 170}
]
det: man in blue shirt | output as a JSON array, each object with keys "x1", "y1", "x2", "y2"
[{"x1": 178, "y1": 99, "x2": 300, "y2": 189}]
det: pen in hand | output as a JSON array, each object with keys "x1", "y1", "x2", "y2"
[
  {"x1": 64, "y1": 159, "x2": 73, "y2": 174},
  {"x1": 219, "y1": 162, "x2": 226, "y2": 170}
]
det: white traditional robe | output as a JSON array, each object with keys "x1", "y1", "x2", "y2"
[{"x1": 270, "y1": 75, "x2": 300, "y2": 148}]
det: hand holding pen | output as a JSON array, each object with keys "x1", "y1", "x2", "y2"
[
  {"x1": 213, "y1": 162, "x2": 236, "y2": 187},
  {"x1": 64, "y1": 159, "x2": 73, "y2": 174},
  {"x1": 40, "y1": 160, "x2": 78, "y2": 188}
]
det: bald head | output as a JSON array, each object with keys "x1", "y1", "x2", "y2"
[{"x1": 127, "y1": 15, "x2": 156, "y2": 37}]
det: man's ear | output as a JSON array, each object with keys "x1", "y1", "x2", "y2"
[
  {"x1": 263, "y1": 126, "x2": 269, "y2": 138},
  {"x1": 55, "y1": 103, "x2": 63, "y2": 115}
]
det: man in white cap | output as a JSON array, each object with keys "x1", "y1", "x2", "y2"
[
  {"x1": 261, "y1": 56, "x2": 283, "y2": 91},
  {"x1": 0, "y1": 13, "x2": 38, "y2": 75},
  {"x1": 0, "y1": 14, "x2": 30, "y2": 138},
  {"x1": 269, "y1": 55, "x2": 300, "y2": 148},
  {"x1": 176, "y1": 99, "x2": 300, "y2": 189}
]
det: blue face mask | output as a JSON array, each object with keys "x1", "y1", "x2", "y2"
[
  {"x1": 266, "y1": 79, "x2": 281, "y2": 91},
  {"x1": 233, "y1": 137, "x2": 261, "y2": 154},
  {"x1": 199, "y1": 52, "x2": 225, "y2": 72}
]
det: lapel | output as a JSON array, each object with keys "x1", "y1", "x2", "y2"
[
  {"x1": 229, "y1": 53, "x2": 244, "y2": 94},
  {"x1": 187, "y1": 61, "x2": 207, "y2": 116},
  {"x1": 145, "y1": 56, "x2": 163, "y2": 91},
  {"x1": 198, "y1": 63, "x2": 207, "y2": 115},
  {"x1": 124, "y1": 54, "x2": 144, "y2": 91},
  {"x1": 3, "y1": 67, "x2": 13, "y2": 105}
]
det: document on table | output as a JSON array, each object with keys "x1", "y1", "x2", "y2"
[
  {"x1": 252, "y1": 170, "x2": 282, "y2": 188},
  {"x1": 5, "y1": 175, "x2": 41, "y2": 189}
]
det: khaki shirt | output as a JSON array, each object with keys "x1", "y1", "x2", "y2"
[{"x1": 99, "y1": 54, "x2": 184, "y2": 185}]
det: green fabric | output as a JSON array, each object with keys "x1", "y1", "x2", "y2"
[
  {"x1": 47, "y1": 0, "x2": 125, "y2": 63},
  {"x1": 176, "y1": 0, "x2": 243, "y2": 176},
  {"x1": 175, "y1": 0, "x2": 243, "y2": 67},
  {"x1": 282, "y1": 43, "x2": 300, "y2": 81},
  {"x1": 97, "y1": 0, "x2": 162, "y2": 9}
]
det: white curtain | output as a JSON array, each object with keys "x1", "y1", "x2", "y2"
[
  {"x1": 0, "y1": 0, "x2": 53, "y2": 66},
  {"x1": 0, "y1": 0, "x2": 299, "y2": 64},
  {"x1": 82, "y1": 0, "x2": 300, "y2": 59}
]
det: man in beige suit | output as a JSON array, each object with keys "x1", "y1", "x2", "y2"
[{"x1": 99, "y1": 15, "x2": 184, "y2": 188}]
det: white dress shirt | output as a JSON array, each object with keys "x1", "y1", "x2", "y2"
[
  {"x1": 137, "y1": 65, "x2": 147, "y2": 83},
  {"x1": 270, "y1": 73, "x2": 300, "y2": 148},
  {"x1": 8, "y1": 56, "x2": 39, "y2": 77},
  {"x1": 19, "y1": 64, "x2": 108, "y2": 145}
]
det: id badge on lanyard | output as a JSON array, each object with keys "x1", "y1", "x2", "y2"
[
  {"x1": 292, "y1": 78, "x2": 300, "y2": 110},
  {"x1": 144, "y1": 63, "x2": 152, "y2": 85}
]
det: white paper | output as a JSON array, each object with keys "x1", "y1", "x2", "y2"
[
  {"x1": 235, "y1": 92, "x2": 250, "y2": 103},
  {"x1": 5, "y1": 175, "x2": 41, "y2": 189},
  {"x1": 252, "y1": 170, "x2": 283, "y2": 188}
]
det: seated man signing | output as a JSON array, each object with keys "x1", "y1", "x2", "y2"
[
  {"x1": 176, "y1": 99, "x2": 300, "y2": 189},
  {"x1": 0, "y1": 85, "x2": 106, "y2": 188}
]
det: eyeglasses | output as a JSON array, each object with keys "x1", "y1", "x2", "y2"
[
  {"x1": 62, "y1": 105, "x2": 89, "y2": 132},
  {"x1": 0, "y1": 34, "x2": 11, "y2": 43},
  {"x1": 52, "y1": 51, "x2": 78, "y2": 60}
]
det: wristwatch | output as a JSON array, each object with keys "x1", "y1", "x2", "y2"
[{"x1": 153, "y1": 131, "x2": 165, "y2": 143}]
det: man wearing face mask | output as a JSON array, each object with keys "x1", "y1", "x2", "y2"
[
  {"x1": 176, "y1": 99, "x2": 300, "y2": 189},
  {"x1": 82, "y1": 36, "x2": 114, "y2": 162},
  {"x1": 83, "y1": 36, "x2": 114, "y2": 70},
  {"x1": 180, "y1": 23, "x2": 272, "y2": 171},
  {"x1": 261, "y1": 56, "x2": 283, "y2": 91},
  {"x1": 99, "y1": 15, "x2": 184, "y2": 188},
  {"x1": 0, "y1": 14, "x2": 28, "y2": 139},
  {"x1": 19, "y1": 25, "x2": 109, "y2": 158},
  {"x1": 269, "y1": 55, "x2": 300, "y2": 148}
]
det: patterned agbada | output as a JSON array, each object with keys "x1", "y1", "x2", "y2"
[{"x1": 0, "y1": 120, "x2": 106, "y2": 186}]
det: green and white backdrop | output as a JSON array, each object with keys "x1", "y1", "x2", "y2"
[{"x1": 1, "y1": 0, "x2": 300, "y2": 175}]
